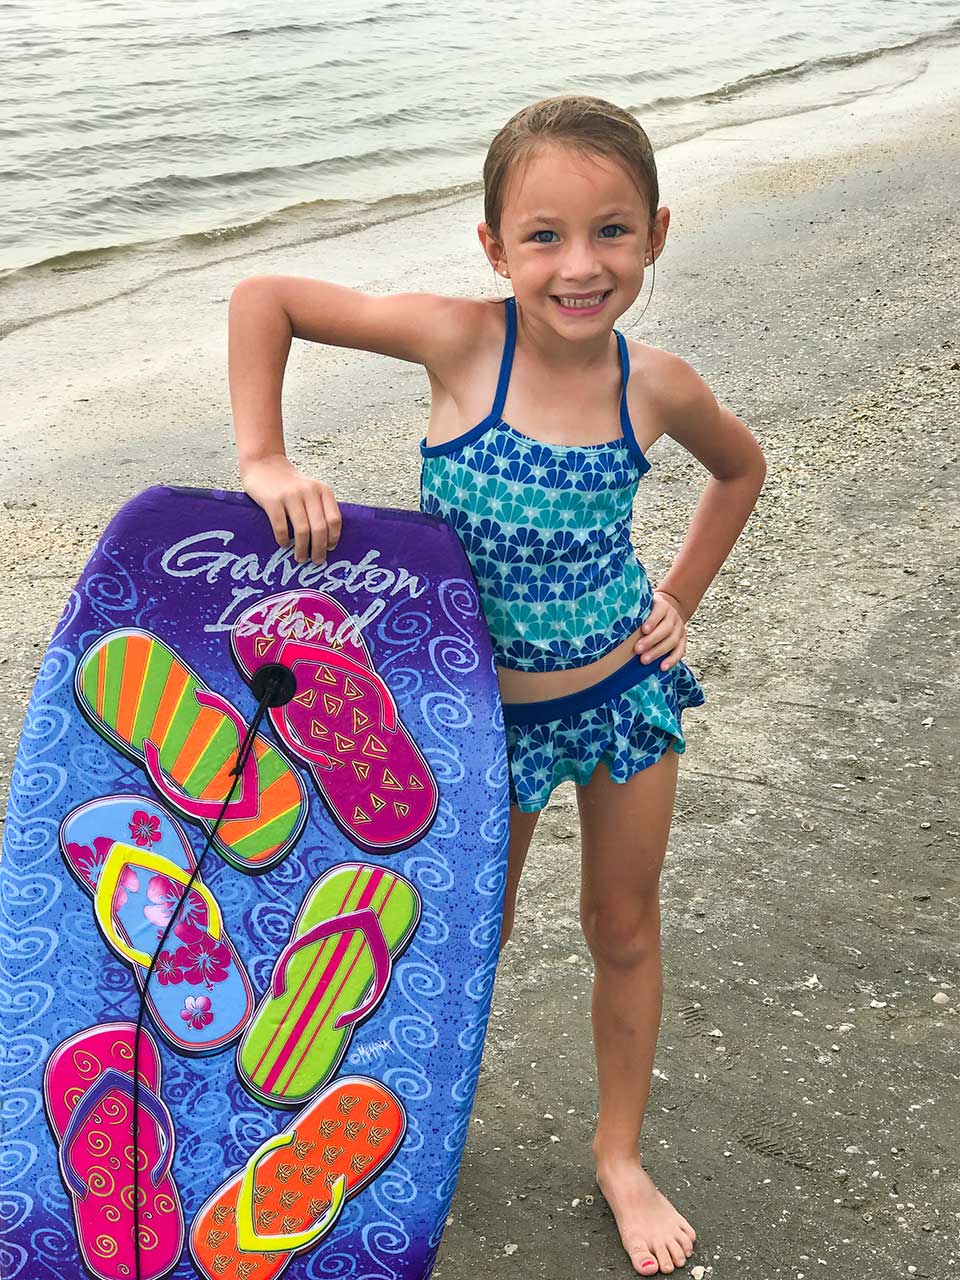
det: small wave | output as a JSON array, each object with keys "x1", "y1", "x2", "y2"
[{"x1": 634, "y1": 15, "x2": 960, "y2": 109}]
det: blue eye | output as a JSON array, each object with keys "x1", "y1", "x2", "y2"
[{"x1": 530, "y1": 225, "x2": 627, "y2": 243}]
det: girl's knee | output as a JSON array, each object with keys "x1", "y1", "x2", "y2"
[{"x1": 579, "y1": 897, "x2": 660, "y2": 968}]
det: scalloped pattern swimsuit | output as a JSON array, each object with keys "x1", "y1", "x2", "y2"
[{"x1": 419, "y1": 296, "x2": 705, "y2": 812}]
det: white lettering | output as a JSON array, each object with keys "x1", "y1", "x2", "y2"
[
  {"x1": 348, "y1": 1038, "x2": 394, "y2": 1066},
  {"x1": 160, "y1": 529, "x2": 428, "y2": 638}
]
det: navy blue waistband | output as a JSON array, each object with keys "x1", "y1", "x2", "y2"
[{"x1": 501, "y1": 651, "x2": 667, "y2": 727}]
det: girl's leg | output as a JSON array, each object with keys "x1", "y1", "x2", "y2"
[
  {"x1": 576, "y1": 746, "x2": 697, "y2": 1276},
  {"x1": 500, "y1": 804, "x2": 541, "y2": 950}
]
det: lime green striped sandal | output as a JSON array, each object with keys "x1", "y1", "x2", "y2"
[{"x1": 237, "y1": 862, "x2": 421, "y2": 1107}]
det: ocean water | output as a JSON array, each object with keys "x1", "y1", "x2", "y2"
[{"x1": 2, "y1": 0, "x2": 959, "y2": 293}]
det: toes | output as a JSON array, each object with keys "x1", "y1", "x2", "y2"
[
  {"x1": 679, "y1": 1218, "x2": 697, "y2": 1245},
  {"x1": 653, "y1": 1247, "x2": 676, "y2": 1274},
  {"x1": 632, "y1": 1252, "x2": 659, "y2": 1275},
  {"x1": 667, "y1": 1236, "x2": 688, "y2": 1268}
]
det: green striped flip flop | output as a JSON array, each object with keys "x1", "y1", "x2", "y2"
[{"x1": 237, "y1": 862, "x2": 421, "y2": 1107}]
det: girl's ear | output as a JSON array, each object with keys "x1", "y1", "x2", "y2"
[{"x1": 477, "y1": 222, "x2": 505, "y2": 272}]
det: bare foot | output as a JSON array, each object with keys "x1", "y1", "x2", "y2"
[{"x1": 594, "y1": 1151, "x2": 697, "y2": 1275}]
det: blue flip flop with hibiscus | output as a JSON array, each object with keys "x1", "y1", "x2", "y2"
[{"x1": 60, "y1": 795, "x2": 255, "y2": 1055}]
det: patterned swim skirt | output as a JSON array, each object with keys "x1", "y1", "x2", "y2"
[{"x1": 501, "y1": 652, "x2": 706, "y2": 813}]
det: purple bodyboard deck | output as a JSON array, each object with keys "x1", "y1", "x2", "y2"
[{"x1": 0, "y1": 485, "x2": 509, "y2": 1280}]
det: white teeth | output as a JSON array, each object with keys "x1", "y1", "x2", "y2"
[{"x1": 556, "y1": 292, "x2": 606, "y2": 308}]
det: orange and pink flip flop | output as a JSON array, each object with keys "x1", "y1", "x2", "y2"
[
  {"x1": 190, "y1": 1075, "x2": 405, "y2": 1280},
  {"x1": 75, "y1": 628, "x2": 308, "y2": 874}
]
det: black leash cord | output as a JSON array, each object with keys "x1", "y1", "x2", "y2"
[{"x1": 129, "y1": 671, "x2": 282, "y2": 1280}]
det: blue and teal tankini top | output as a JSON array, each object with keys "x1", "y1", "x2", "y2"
[{"x1": 419, "y1": 295, "x2": 656, "y2": 673}]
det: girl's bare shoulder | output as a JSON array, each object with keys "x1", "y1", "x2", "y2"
[
  {"x1": 620, "y1": 335, "x2": 687, "y2": 452},
  {"x1": 422, "y1": 293, "x2": 507, "y2": 392},
  {"x1": 421, "y1": 296, "x2": 510, "y2": 448},
  {"x1": 624, "y1": 336, "x2": 763, "y2": 475}
]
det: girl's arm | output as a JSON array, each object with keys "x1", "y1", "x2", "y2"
[
  {"x1": 228, "y1": 277, "x2": 475, "y2": 563},
  {"x1": 647, "y1": 353, "x2": 767, "y2": 623}
]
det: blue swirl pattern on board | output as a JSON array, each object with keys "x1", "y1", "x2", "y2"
[{"x1": 0, "y1": 490, "x2": 509, "y2": 1279}]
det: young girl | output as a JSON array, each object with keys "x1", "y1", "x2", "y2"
[{"x1": 228, "y1": 95, "x2": 766, "y2": 1276}]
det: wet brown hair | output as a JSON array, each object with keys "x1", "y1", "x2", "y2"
[{"x1": 481, "y1": 95, "x2": 659, "y2": 319}]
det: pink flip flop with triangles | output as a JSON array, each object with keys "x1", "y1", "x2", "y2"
[{"x1": 230, "y1": 590, "x2": 438, "y2": 854}]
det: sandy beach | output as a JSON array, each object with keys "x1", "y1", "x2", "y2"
[{"x1": 1, "y1": 40, "x2": 958, "y2": 1280}]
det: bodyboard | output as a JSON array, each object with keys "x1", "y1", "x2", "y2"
[{"x1": 0, "y1": 484, "x2": 509, "y2": 1280}]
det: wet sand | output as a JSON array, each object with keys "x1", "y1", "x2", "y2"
[{"x1": 1, "y1": 43, "x2": 958, "y2": 1280}]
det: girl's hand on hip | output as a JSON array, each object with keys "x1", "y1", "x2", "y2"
[
  {"x1": 240, "y1": 454, "x2": 341, "y2": 565},
  {"x1": 634, "y1": 590, "x2": 687, "y2": 671}
]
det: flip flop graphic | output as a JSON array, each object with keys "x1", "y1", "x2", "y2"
[
  {"x1": 190, "y1": 1075, "x2": 405, "y2": 1280},
  {"x1": 230, "y1": 590, "x2": 438, "y2": 854},
  {"x1": 75, "y1": 628, "x2": 308, "y2": 874},
  {"x1": 237, "y1": 862, "x2": 420, "y2": 1107},
  {"x1": 44, "y1": 1021, "x2": 184, "y2": 1280},
  {"x1": 60, "y1": 795, "x2": 255, "y2": 1055}
]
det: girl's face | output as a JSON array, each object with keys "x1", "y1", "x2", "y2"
[{"x1": 479, "y1": 142, "x2": 666, "y2": 333}]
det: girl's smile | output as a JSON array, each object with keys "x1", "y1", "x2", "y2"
[{"x1": 551, "y1": 288, "x2": 614, "y2": 315}]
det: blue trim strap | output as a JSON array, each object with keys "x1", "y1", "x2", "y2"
[
  {"x1": 419, "y1": 297, "x2": 516, "y2": 458},
  {"x1": 490, "y1": 294, "x2": 517, "y2": 425},
  {"x1": 501, "y1": 650, "x2": 670, "y2": 727},
  {"x1": 614, "y1": 329, "x2": 651, "y2": 475},
  {"x1": 419, "y1": 297, "x2": 650, "y2": 473}
]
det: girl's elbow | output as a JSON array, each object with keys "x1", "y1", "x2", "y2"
[{"x1": 749, "y1": 437, "x2": 767, "y2": 485}]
